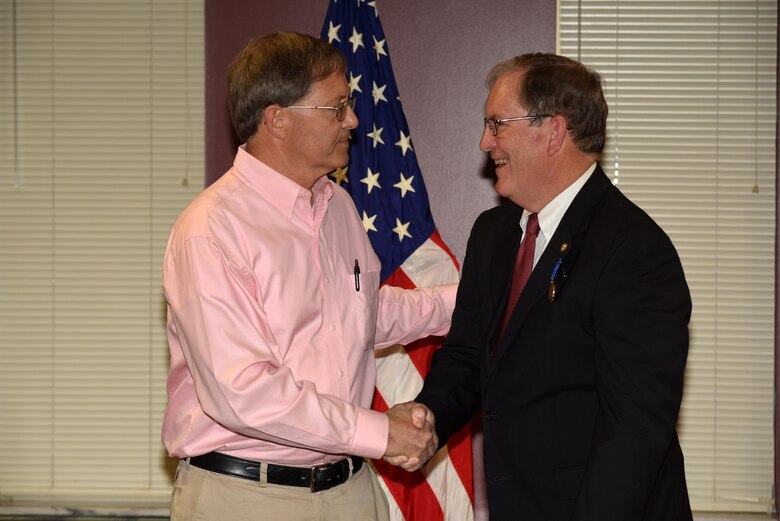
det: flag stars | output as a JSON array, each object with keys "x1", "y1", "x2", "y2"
[
  {"x1": 361, "y1": 211, "x2": 378, "y2": 233},
  {"x1": 348, "y1": 72, "x2": 363, "y2": 95},
  {"x1": 373, "y1": 36, "x2": 387, "y2": 61},
  {"x1": 372, "y1": 81, "x2": 388, "y2": 105},
  {"x1": 361, "y1": 167, "x2": 382, "y2": 194},
  {"x1": 393, "y1": 172, "x2": 415, "y2": 198},
  {"x1": 395, "y1": 130, "x2": 414, "y2": 156},
  {"x1": 366, "y1": 123, "x2": 385, "y2": 148},
  {"x1": 349, "y1": 27, "x2": 364, "y2": 53},
  {"x1": 368, "y1": 1, "x2": 379, "y2": 17},
  {"x1": 330, "y1": 166, "x2": 349, "y2": 185},
  {"x1": 393, "y1": 218, "x2": 412, "y2": 242},
  {"x1": 327, "y1": 21, "x2": 341, "y2": 44}
]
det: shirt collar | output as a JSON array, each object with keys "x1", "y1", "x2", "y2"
[
  {"x1": 233, "y1": 145, "x2": 334, "y2": 220},
  {"x1": 522, "y1": 161, "x2": 597, "y2": 240}
]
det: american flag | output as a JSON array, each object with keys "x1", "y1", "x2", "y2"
[{"x1": 321, "y1": 2, "x2": 474, "y2": 520}]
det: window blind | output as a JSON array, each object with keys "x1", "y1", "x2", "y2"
[
  {"x1": 0, "y1": 0, "x2": 203, "y2": 506},
  {"x1": 559, "y1": 0, "x2": 776, "y2": 513}
]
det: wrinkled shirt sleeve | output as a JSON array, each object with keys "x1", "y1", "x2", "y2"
[
  {"x1": 373, "y1": 283, "x2": 457, "y2": 349},
  {"x1": 164, "y1": 235, "x2": 389, "y2": 460}
]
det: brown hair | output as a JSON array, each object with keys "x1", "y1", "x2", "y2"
[
  {"x1": 227, "y1": 32, "x2": 347, "y2": 142},
  {"x1": 487, "y1": 53, "x2": 608, "y2": 154}
]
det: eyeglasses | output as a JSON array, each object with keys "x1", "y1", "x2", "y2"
[
  {"x1": 483, "y1": 114, "x2": 551, "y2": 136},
  {"x1": 285, "y1": 98, "x2": 356, "y2": 122}
]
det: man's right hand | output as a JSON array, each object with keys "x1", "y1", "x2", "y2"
[{"x1": 383, "y1": 402, "x2": 438, "y2": 472}]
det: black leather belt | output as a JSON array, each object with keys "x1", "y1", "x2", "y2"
[{"x1": 189, "y1": 451, "x2": 364, "y2": 492}]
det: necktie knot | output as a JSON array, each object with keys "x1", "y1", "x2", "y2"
[{"x1": 525, "y1": 213, "x2": 540, "y2": 239}]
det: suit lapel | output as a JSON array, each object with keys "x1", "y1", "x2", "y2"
[
  {"x1": 482, "y1": 205, "x2": 524, "y2": 362},
  {"x1": 490, "y1": 166, "x2": 613, "y2": 365}
]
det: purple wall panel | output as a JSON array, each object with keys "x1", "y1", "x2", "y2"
[
  {"x1": 204, "y1": 0, "x2": 329, "y2": 185},
  {"x1": 205, "y1": 7, "x2": 555, "y2": 515},
  {"x1": 205, "y1": 0, "x2": 555, "y2": 265}
]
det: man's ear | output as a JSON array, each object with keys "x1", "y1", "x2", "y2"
[
  {"x1": 547, "y1": 114, "x2": 568, "y2": 156},
  {"x1": 262, "y1": 105, "x2": 286, "y2": 139}
]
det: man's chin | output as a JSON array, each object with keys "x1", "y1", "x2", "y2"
[{"x1": 494, "y1": 179, "x2": 509, "y2": 198}]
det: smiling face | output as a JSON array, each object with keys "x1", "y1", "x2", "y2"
[
  {"x1": 282, "y1": 71, "x2": 358, "y2": 189},
  {"x1": 479, "y1": 70, "x2": 552, "y2": 211}
]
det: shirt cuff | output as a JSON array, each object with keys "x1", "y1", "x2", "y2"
[
  {"x1": 349, "y1": 408, "x2": 389, "y2": 459},
  {"x1": 440, "y1": 282, "x2": 458, "y2": 318}
]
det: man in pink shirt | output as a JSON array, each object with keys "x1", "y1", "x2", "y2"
[{"x1": 161, "y1": 32, "x2": 456, "y2": 521}]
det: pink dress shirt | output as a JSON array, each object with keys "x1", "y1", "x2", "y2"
[{"x1": 162, "y1": 147, "x2": 456, "y2": 466}]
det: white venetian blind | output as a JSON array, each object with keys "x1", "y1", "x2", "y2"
[
  {"x1": 559, "y1": 0, "x2": 776, "y2": 514},
  {"x1": 0, "y1": 0, "x2": 204, "y2": 506}
]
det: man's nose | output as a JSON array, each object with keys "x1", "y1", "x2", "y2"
[{"x1": 479, "y1": 125, "x2": 495, "y2": 152}]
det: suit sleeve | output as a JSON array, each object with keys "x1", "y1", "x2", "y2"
[
  {"x1": 574, "y1": 223, "x2": 691, "y2": 520},
  {"x1": 416, "y1": 216, "x2": 486, "y2": 445}
]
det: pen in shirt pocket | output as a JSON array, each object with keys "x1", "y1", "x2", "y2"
[{"x1": 353, "y1": 259, "x2": 360, "y2": 292}]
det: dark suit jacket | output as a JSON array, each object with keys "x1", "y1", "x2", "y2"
[{"x1": 417, "y1": 165, "x2": 693, "y2": 521}]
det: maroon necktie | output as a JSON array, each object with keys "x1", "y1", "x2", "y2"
[{"x1": 492, "y1": 213, "x2": 540, "y2": 357}]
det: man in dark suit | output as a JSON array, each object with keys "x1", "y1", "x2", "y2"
[{"x1": 414, "y1": 53, "x2": 693, "y2": 520}]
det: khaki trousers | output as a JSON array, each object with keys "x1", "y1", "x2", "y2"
[{"x1": 170, "y1": 458, "x2": 391, "y2": 521}]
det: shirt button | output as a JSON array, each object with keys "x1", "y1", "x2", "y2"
[
  {"x1": 338, "y1": 370, "x2": 344, "y2": 378},
  {"x1": 330, "y1": 323, "x2": 336, "y2": 332},
  {"x1": 325, "y1": 277, "x2": 330, "y2": 284}
]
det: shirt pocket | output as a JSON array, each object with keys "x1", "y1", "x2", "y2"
[{"x1": 335, "y1": 255, "x2": 380, "y2": 353}]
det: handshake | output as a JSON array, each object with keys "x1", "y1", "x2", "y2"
[{"x1": 382, "y1": 401, "x2": 438, "y2": 472}]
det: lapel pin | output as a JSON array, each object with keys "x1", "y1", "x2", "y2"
[{"x1": 549, "y1": 243, "x2": 570, "y2": 303}]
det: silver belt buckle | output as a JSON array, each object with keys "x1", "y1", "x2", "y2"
[{"x1": 310, "y1": 462, "x2": 328, "y2": 492}]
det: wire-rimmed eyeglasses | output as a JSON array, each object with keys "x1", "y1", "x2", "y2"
[
  {"x1": 286, "y1": 98, "x2": 356, "y2": 122},
  {"x1": 483, "y1": 114, "x2": 551, "y2": 136}
]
